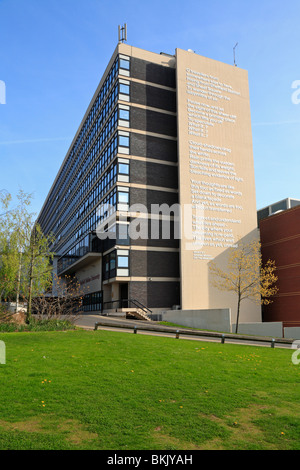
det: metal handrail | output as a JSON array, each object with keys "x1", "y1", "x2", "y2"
[
  {"x1": 125, "y1": 299, "x2": 152, "y2": 315},
  {"x1": 94, "y1": 319, "x2": 295, "y2": 348},
  {"x1": 102, "y1": 298, "x2": 152, "y2": 316}
]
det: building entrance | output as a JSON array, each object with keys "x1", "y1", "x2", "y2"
[{"x1": 120, "y1": 283, "x2": 128, "y2": 308}]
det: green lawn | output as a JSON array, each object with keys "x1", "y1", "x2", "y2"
[{"x1": 0, "y1": 328, "x2": 299, "y2": 450}]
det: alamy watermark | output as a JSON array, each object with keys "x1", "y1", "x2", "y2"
[
  {"x1": 291, "y1": 340, "x2": 300, "y2": 365},
  {"x1": 0, "y1": 341, "x2": 5, "y2": 365},
  {"x1": 291, "y1": 80, "x2": 300, "y2": 105},
  {"x1": 0, "y1": 80, "x2": 6, "y2": 105},
  {"x1": 96, "y1": 202, "x2": 205, "y2": 251}
]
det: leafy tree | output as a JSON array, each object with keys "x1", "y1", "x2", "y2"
[
  {"x1": 26, "y1": 224, "x2": 54, "y2": 322},
  {"x1": 0, "y1": 191, "x2": 16, "y2": 301},
  {"x1": 209, "y1": 239, "x2": 278, "y2": 334},
  {"x1": 0, "y1": 190, "x2": 54, "y2": 321}
]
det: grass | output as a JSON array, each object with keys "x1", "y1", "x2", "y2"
[{"x1": 0, "y1": 328, "x2": 299, "y2": 450}]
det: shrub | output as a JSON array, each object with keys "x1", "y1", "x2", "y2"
[{"x1": 0, "y1": 317, "x2": 75, "y2": 333}]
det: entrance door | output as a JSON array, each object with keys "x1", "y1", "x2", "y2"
[{"x1": 120, "y1": 283, "x2": 128, "y2": 308}]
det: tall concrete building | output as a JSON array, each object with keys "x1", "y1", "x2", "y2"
[{"x1": 37, "y1": 39, "x2": 259, "y2": 322}]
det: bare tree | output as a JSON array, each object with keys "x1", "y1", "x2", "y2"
[
  {"x1": 209, "y1": 239, "x2": 278, "y2": 334},
  {"x1": 30, "y1": 275, "x2": 85, "y2": 323}
]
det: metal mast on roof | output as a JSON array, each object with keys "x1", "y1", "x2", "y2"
[
  {"x1": 233, "y1": 42, "x2": 238, "y2": 66},
  {"x1": 118, "y1": 24, "x2": 127, "y2": 43}
]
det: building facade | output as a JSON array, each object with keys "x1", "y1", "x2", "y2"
[
  {"x1": 260, "y1": 202, "x2": 300, "y2": 328},
  {"x1": 37, "y1": 42, "x2": 259, "y2": 320},
  {"x1": 257, "y1": 198, "x2": 300, "y2": 226}
]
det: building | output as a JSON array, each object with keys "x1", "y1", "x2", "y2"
[
  {"x1": 37, "y1": 38, "x2": 259, "y2": 321},
  {"x1": 259, "y1": 201, "x2": 300, "y2": 328},
  {"x1": 257, "y1": 198, "x2": 300, "y2": 226}
]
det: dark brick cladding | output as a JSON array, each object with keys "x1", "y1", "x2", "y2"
[
  {"x1": 130, "y1": 250, "x2": 180, "y2": 278},
  {"x1": 130, "y1": 187, "x2": 178, "y2": 212},
  {"x1": 131, "y1": 107, "x2": 177, "y2": 137},
  {"x1": 130, "y1": 159, "x2": 178, "y2": 189},
  {"x1": 129, "y1": 281, "x2": 180, "y2": 309},
  {"x1": 131, "y1": 81, "x2": 176, "y2": 113},
  {"x1": 130, "y1": 219, "x2": 180, "y2": 249},
  {"x1": 125, "y1": 55, "x2": 180, "y2": 309},
  {"x1": 131, "y1": 57, "x2": 176, "y2": 88},
  {"x1": 130, "y1": 133, "x2": 177, "y2": 162}
]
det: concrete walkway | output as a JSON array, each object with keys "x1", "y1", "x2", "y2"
[{"x1": 75, "y1": 314, "x2": 153, "y2": 330}]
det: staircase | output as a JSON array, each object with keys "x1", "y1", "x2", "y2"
[
  {"x1": 102, "y1": 298, "x2": 152, "y2": 322},
  {"x1": 125, "y1": 308, "x2": 152, "y2": 322}
]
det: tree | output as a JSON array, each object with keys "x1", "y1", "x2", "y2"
[
  {"x1": 31, "y1": 274, "x2": 84, "y2": 322},
  {"x1": 0, "y1": 190, "x2": 54, "y2": 321},
  {"x1": 25, "y1": 224, "x2": 55, "y2": 322},
  {"x1": 209, "y1": 239, "x2": 278, "y2": 334},
  {"x1": 0, "y1": 191, "x2": 17, "y2": 302}
]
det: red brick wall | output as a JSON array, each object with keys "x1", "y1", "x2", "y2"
[{"x1": 260, "y1": 205, "x2": 300, "y2": 327}]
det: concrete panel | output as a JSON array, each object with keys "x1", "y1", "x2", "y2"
[
  {"x1": 232, "y1": 322, "x2": 283, "y2": 338},
  {"x1": 163, "y1": 309, "x2": 231, "y2": 332},
  {"x1": 284, "y1": 327, "x2": 300, "y2": 340},
  {"x1": 175, "y1": 48, "x2": 259, "y2": 321}
]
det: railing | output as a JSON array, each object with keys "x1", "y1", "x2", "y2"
[
  {"x1": 102, "y1": 298, "x2": 152, "y2": 317},
  {"x1": 94, "y1": 319, "x2": 295, "y2": 348}
]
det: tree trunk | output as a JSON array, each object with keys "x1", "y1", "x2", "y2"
[
  {"x1": 26, "y1": 233, "x2": 35, "y2": 324},
  {"x1": 15, "y1": 250, "x2": 23, "y2": 313},
  {"x1": 27, "y1": 276, "x2": 33, "y2": 323},
  {"x1": 235, "y1": 297, "x2": 241, "y2": 334}
]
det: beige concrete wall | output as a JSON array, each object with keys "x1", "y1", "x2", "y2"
[
  {"x1": 163, "y1": 309, "x2": 232, "y2": 332},
  {"x1": 232, "y1": 322, "x2": 283, "y2": 338},
  {"x1": 284, "y1": 328, "x2": 300, "y2": 340},
  {"x1": 175, "y1": 49, "x2": 260, "y2": 323},
  {"x1": 75, "y1": 259, "x2": 102, "y2": 295}
]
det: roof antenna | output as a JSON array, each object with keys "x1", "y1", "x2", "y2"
[
  {"x1": 118, "y1": 24, "x2": 127, "y2": 43},
  {"x1": 233, "y1": 42, "x2": 238, "y2": 67}
]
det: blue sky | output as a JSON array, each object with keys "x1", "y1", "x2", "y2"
[{"x1": 0, "y1": 0, "x2": 300, "y2": 216}]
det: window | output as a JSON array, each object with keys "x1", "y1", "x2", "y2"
[
  {"x1": 110, "y1": 251, "x2": 116, "y2": 270},
  {"x1": 120, "y1": 58, "x2": 130, "y2": 70},
  {"x1": 83, "y1": 291, "x2": 103, "y2": 313},
  {"x1": 119, "y1": 109, "x2": 130, "y2": 121},
  {"x1": 103, "y1": 250, "x2": 117, "y2": 280},
  {"x1": 119, "y1": 135, "x2": 129, "y2": 147},
  {"x1": 119, "y1": 83, "x2": 130, "y2": 95},
  {"x1": 118, "y1": 256, "x2": 128, "y2": 268},
  {"x1": 116, "y1": 250, "x2": 130, "y2": 277},
  {"x1": 119, "y1": 163, "x2": 129, "y2": 175},
  {"x1": 118, "y1": 192, "x2": 129, "y2": 204}
]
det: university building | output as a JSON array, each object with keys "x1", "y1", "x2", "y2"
[
  {"x1": 259, "y1": 199, "x2": 300, "y2": 328},
  {"x1": 37, "y1": 38, "x2": 259, "y2": 322}
]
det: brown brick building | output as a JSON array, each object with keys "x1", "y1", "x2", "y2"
[{"x1": 260, "y1": 202, "x2": 300, "y2": 327}]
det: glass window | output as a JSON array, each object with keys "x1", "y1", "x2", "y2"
[
  {"x1": 120, "y1": 59, "x2": 130, "y2": 70},
  {"x1": 271, "y1": 201, "x2": 287, "y2": 214},
  {"x1": 119, "y1": 109, "x2": 130, "y2": 121},
  {"x1": 119, "y1": 83, "x2": 130, "y2": 95},
  {"x1": 118, "y1": 256, "x2": 129, "y2": 268},
  {"x1": 119, "y1": 135, "x2": 129, "y2": 147},
  {"x1": 105, "y1": 260, "x2": 109, "y2": 273},
  {"x1": 119, "y1": 163, "x2": 129, "y2": 175},
  {"x1": 110, "y1": 252, "x2": 116, "y2": 270},
  {"x1": 118, "y1": 192, "x2": 129, "y2": 203}
]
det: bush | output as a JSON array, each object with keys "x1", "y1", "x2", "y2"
[
  {"x1": 0, "y1": 322, "x2": 24, "y2": 332},
  {"x1": 0, "y1": 318, "x2": 76, "y2": 333},
  {"x1": 26, "y1": 318, "x2": 75, "y2": 332},
  {"x1": 0, "y1": 305, "x2": 11, "y2": 324}
]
